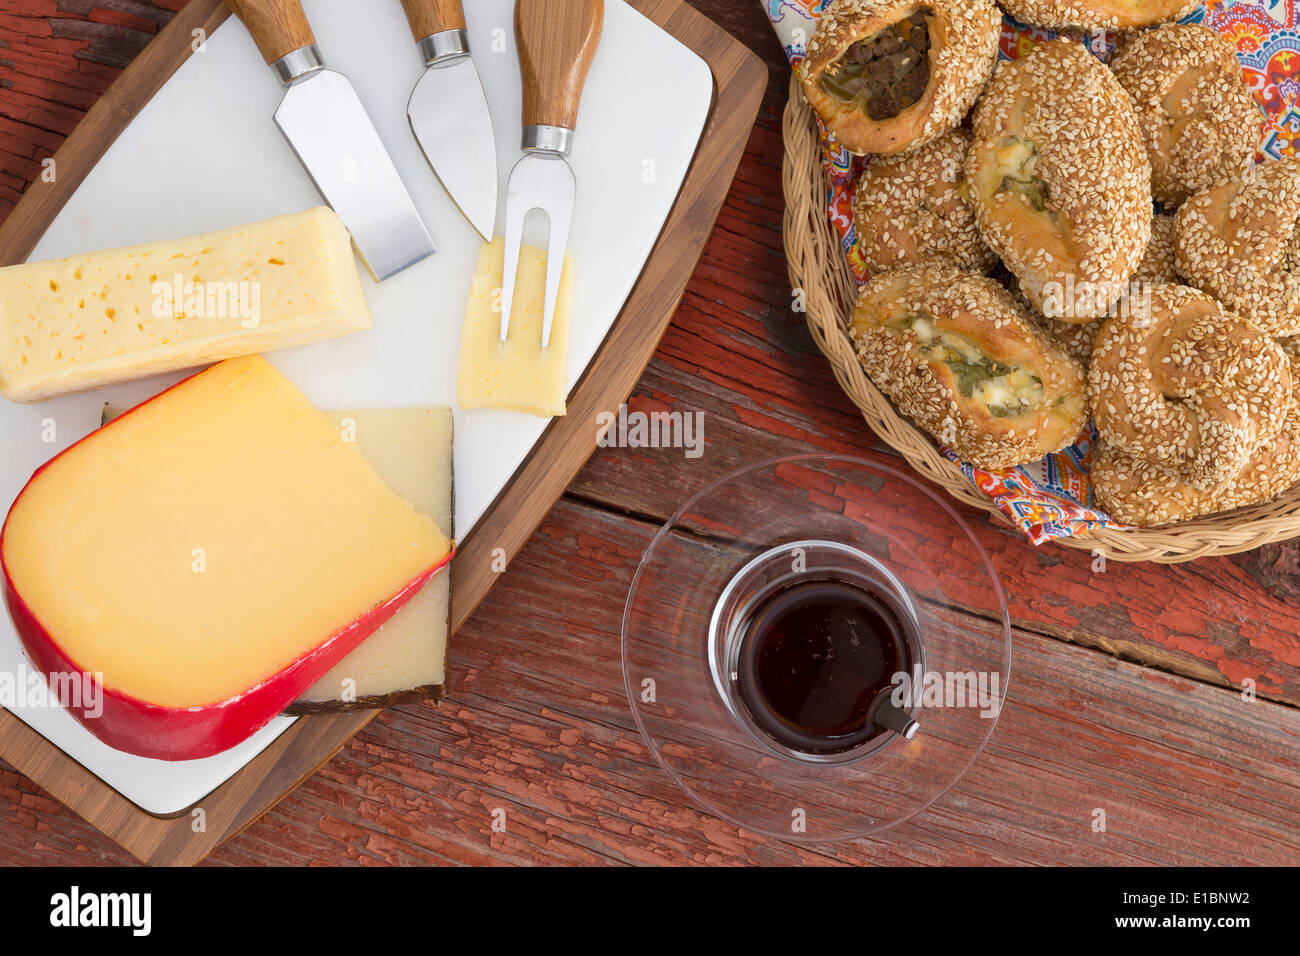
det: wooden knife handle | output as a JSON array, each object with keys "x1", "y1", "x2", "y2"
[
  {"x1": 225, "y1": 0, "x2": 316, "y2": 65},
  {"x1": 400, "y1": 0, "x2": 467, "y2": 41},
  {"x1": 516, "y1": 0, "x2": 604, "y2": 132}
]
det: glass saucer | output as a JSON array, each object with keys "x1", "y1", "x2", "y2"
[{"x1": 622, "y1": 455, "x2": 1011, "y2": 842}]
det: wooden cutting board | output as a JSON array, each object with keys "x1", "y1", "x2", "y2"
[
  {"x1": 0, "y1": 0, "x2": 765, "y2": 865},
  {"x1": 1, "y1": 0, "x2": 716, "y2": 819}
]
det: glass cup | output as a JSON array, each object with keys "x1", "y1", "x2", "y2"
[
  {"x1": 622, "y1": 454, "x2": 1011, "y2": 842},
  {"x1": 709, "y1": 538, "x2": 925, "y2": 764}
]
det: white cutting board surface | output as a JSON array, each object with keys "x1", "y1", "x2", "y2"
[{"x1": 0, "y1": 0, "x2": 711, "y2": 815}]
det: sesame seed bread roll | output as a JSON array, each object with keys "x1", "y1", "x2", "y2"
[
  {"x1": 990, "y1": 263, "x2": 1101, "y2": 368},
  {"x1": 852, "y1": 128, "x2": 996, "y2": 274},
  {"x1": 1025, "y1": 216, "x2": 1177, "y2": 369},
  {"x1": 1092, "y1": 377, "x2": 1300, "y2": 527},
  {"x1": 1282, "y1": 336, "x2": 1300, "y2": 364},
  {"x1": 1111, "y1": 25, "x2": 1262, "y2": 209},
  {"x1": 1089, "y1": 284, "x2": 1291, "y2": 492},
  {"x1": 1033, "y1": 315, "x2": 1103, "y2": 368},
  {"x1": 850, "y1": 265, "x2": 1088, "y2": 469},
  {"x1": 800, "y1": 0, "x2": 1002, "y2": 156},
  {"x1": 995, "y1": 264, "x2": 1095, "y2": 363},
  {"x1": 998, "y1": 0, "x2": 1199, "y2": 31},
  {"x1": 967, "y1": 40, "x2": 1153, "y2": 323},
  {"x1": 1174, "y1": 157, "x2": 1300, "y2": 338},
  {"x1": 1133, "y1": 213, "x2": 1179, "y2": 284}
]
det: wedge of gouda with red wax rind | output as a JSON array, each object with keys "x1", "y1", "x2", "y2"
[{"x1": 0, "y1": 355, "x2": 452, "y2": 760}]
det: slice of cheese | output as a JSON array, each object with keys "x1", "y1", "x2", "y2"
[
  {"x1": 1, "y1": 356, "x2": 451, "y2": 759},
  {"x1": 94, "y1": 402, "x2": 457, "y2": 713},
  {"x1": 0, "y1": 207, "x2": 371, "y2": 403},
  {"x1": 457, "y1": 237, "x2": 573, "y2": 417},
  {"x1": 291, "y1": 408, "x2": 454, "y2": 711}
]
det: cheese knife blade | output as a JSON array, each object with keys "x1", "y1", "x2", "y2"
[
  {"x1": 403, "y1": 0, "x2": 498, "y2": 243},
  {"x1": 228, "y1": 0, "x2": 436, "y2": 281}
]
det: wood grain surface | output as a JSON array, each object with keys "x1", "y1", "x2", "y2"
[
  {"x1": 400, "y1": 0, "x2": 467, "y2": 43},
  {"x1": 1, "y1": 0, "x2": 1298, "y2": 866},
  {"x1": 224, "y1": 0, "x2": 315, "y2": 64},
  {"x1": 515, "y1": 0, "x2": 603, "y2": 132}
]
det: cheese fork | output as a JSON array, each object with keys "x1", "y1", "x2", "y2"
[{"x1": 499, "y1": 0, "x2": 604, "y2": 348}]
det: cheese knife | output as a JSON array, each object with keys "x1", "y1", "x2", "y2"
[
  {"x1": 402, "y1": 0, "x2": 498, "y2": 242},
  {"x1": 500, "y1": 0, "x2": 603, "y2": 348},
  {"x1": 226, "y1": 0, "x2": 436, "y2": 281}
]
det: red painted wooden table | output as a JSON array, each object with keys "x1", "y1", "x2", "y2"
[{"x1": 1, "y1": 0, "x2": 1298, "y2": 866}]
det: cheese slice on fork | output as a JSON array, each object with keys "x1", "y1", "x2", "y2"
[{"x1": 457, "y1": 238, "x2": 573, "y2": 417}]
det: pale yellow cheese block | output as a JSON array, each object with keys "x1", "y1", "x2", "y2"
[
  {"x1": 293, "y1": 407, "x2": 454, "y2": 710},
  {"x1": 2, "y1": 356, "x2": 450, "y2": 708},
  {"x1": 457, "y1": 237, "x2": 573, "y2": 417},
  {"x1": 0, "y1": 207, "x2": 371, "y2": 403}
]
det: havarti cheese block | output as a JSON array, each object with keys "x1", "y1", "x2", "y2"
[
  {"x1": 0, "y1": 207, "x2": 371, "y2": 403},
  {"x1": 457, "y1": 238, "x2": 573, "y2": 417},
  {"x1": 0, "y1": 356, "x2": 452, "y2": 760}
]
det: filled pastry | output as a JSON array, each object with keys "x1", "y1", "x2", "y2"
[
  {"x1": 850, "y1": 264, "x2": 1088, "y2": 468},
  {"x1": 852, "y1": 128, "x2": 995, "y2": 273},
  {"x1": 1089, "y1": 284, "x2": 1291, "y2": 492},
  {"x1": 998, "y1": 0, "x2": 1199, "y2": 31},
  {"x1": 967, "y1": 40, "x2": 1152, "y2": 323},
  {"x1": 800, "y1": 0, "x2": 1002, "y2": 156},
  {"x1": 1174, "y1": 157, "x2": 1300, "y2": 338},
  {"x1": 1111, "y1": 24, "x2": 1261, "y2": 208}
]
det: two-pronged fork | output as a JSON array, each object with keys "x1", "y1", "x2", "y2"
[{"x1": 499, "y1": 0, "x2": 604, "y2": 349}]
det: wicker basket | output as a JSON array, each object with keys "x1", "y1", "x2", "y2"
[{"x1": 781, "y1": 74, "x2": 1300, "y2": 564}]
